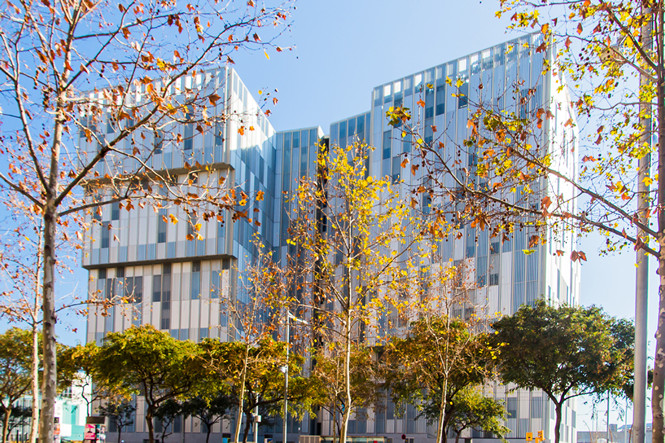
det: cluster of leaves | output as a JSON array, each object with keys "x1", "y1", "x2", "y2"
[
  {"x1": 383, "y1": 315, "x2": 500, "y2": 443},
  {"x1": 1, "y1": 298, "x2": 634, "y2": 443},
  {"x1": 378, "y1": 303, "x2": 632, "y2": 443},
  {"x1": 491, "y1": 301, "x2": 634, "y2": 443},
  {"x1": 286, "y1": 141, "x2": 429, "y2": 443},
  {"x1": 57, "y1": 325, "x2": 312, "y2": 443}
]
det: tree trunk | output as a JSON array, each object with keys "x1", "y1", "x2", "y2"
[
  {"x1": 205, "y1": 426, "x2": 211, "y2": 443},
  {"x1": 117, "y1": 427, "x2": 122, "y2": 443},
  {"x1": 30, "y1": 322, "x2": 39, "y2": 443},
  {"x1": 2, "y1": 405, "x2": 12, "y2": 443},
  {"x1": 553, "y1": 401, "x2": 563, "y2": 443},
  {"x1": 146, "y1": 406, "x2": 156, "y2": 443},
  {"x1": 31, "y1": 225, "x2": 43, "y2": 443},
  {"x1": 653, "y1": 18, "x2": 665, "y2": 442},
  {"x1": 234, "y1": 350, "x2": 249, "y2": 443},
  {"x1": 436, "y1": 399, "x2": 446, "y2": 443},
  {"x1": 40, "y1": 201, "x2": 58, "y2": 443},
  {"x1": 653, "y1": 252, "x2": 665, "y2": 443},
  {"x1": 339, "y1": 297, "x2": 353, "y2": 443},
  {"x1": 454, "y1": 432, "x2": 461, "y2": 443},
  {"x1": 242, "y1": 412, "x2": 252, "y2": 443},
  {"x1": 436, "y1": 379, "x2": 450, "y2": 443}
]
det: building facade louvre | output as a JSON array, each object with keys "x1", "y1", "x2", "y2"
[{"x1": 84, "y1": 34, "x2": 580, "y2": 443}]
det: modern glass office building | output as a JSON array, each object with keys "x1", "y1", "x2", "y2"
[{"x1": 84, "y1": 34, "x2": 580, "y2": 443}]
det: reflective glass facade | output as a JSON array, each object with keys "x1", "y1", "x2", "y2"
[{"x1": 84, "y1": 35, "x2": 579, "y2": 443}]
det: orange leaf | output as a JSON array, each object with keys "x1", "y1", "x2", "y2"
[{"x1": 209, "y1": 93, "x2": 221, "y2": 105}]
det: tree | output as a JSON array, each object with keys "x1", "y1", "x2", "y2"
[
  {"x1": 289, "y1": 141, "x2": 423, "y2": 443},
  {"x1": 445, "y1": 387, "x2": 509, "y2": 443},
  {"x1": 0, "y1": 217, "x2": 46, "y2": 443},
  {"x1": 0, "y1": 2, "x2": 292, "y2": 441},
  {"x1": 383, "y1": 314, "x2": 492, "y2": 443},
  {"x1": 200, "y1": 338, "x2": 311, "y2": 443},
  {"x1": 94, "y1": 325, "x2": 203, "y2": 443},
  {"x1": 309, "y1": 344, "x2": 380, "y2": 440},
  {"x1": 0, "y1": 406, "x2": 32, "y2": 443},
  {"x1": 58, "y1": 342, "x2": 105, "y2": 416},
  {"x1": 153, "y1": 399, "x2": 182, "y2": 443},
  {"x1": 491, "y1": 301, "x2": 634, "y2": 443},
  {"x1": 0, "y1": 328, "x2": 34, "y2": 443},
  {"x1": 99, "y1": 400, "x2": 135, "y2": 443},
  {"x1": 179, "y1": 394, "x2": 234, "y2": 443},
  {"x1": 387, "y1": 1, "x2": 665, "y2": 439}
]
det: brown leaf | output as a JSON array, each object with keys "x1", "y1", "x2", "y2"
[
  {"x1": 528, "y1": 235, "x2": 539, "y2": 248},
  {"x1": 209, "y1": 93, "x2": 221, "y2": 106}
]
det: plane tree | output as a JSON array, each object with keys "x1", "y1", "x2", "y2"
[
  {"x1": 199, "y1": 338, "x2": 312, "y2": 443},
  {"x1": 308, "y1": 344, "x2": 380, "y2": 439},
  {"x1": 178, "y1": 394, "x2": 234, "y2": 443},
  {"x1": 0, "y1": 2, "x2": 292, "y2": 441},
  {"x1": 288, "y1": 142, "x2": 425, "y2": 443},
  {"x1": 445, "y1": 387, "x2": 509, "y2": 443},
  {"x1": 93, "y1": 325, "x2": 204, "y2": 443},
  {"x1": 386, "y1": 1, "x2": 665, "y2": 438},
  {"x1": 99, "y1": 400, "x2": 135, "y2": 443},
  {"x1": 491, "y1": 301, "x2": 634, "y2": 443},
  {"x1": 383, "y1": 315, "x2": 493, "y2": 443},
  {"x1": 0, "y1": 328, "x2": 33, "y2": 443}
]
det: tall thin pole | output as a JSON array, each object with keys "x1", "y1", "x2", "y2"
[
  {"x1": 607, "y1": 391, "x2": 611, "y2": 443},
  {"x1": 254, "y1": 401, "x2": 259, "y2": 443},
  {"x1": 633, "y1": 6, "x2": 652, "y2": 443},
  {"x1": 625, "y1": 398, "x2": 629, "y2": 443}
]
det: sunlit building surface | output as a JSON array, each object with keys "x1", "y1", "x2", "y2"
[{"x1": 84, "y1": 35, "x2": 579, "y2": 443}]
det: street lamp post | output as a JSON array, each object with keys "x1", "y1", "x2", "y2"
[{"x1": 282, "y1": 312, "x2": 307, "y2": 443}]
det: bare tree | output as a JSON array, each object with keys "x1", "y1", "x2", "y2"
[{"x1": 0, "y1": 2, "x2": 292, "y2": 442}]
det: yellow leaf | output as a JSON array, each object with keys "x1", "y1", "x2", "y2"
[
  {"x1": 169, "y1": 214, "x2": 178, "y2": 224},
  {"x1": 264, "y1": 50, "x2": 270, "y2": 60}
]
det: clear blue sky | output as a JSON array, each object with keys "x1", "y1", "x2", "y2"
[{"x1": 39, "y1": 0, "x2": 657, "y2": 433}]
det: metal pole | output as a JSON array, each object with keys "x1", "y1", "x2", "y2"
[
  {"x1": 254, "y1": 402, "x2": 259, "y2": 443},
  {"x1": 633, "y1": 6, "x2": 652, "y2": 443},
  {"x1": 283, "y1": 314, "x2": 290, "y2": 443},
  {"x1": 624, "y1": 398, "x2": 628, "y2": 443},
  {"x1": 607, "y1": 391, "x2": 611, "y2": 443}
]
